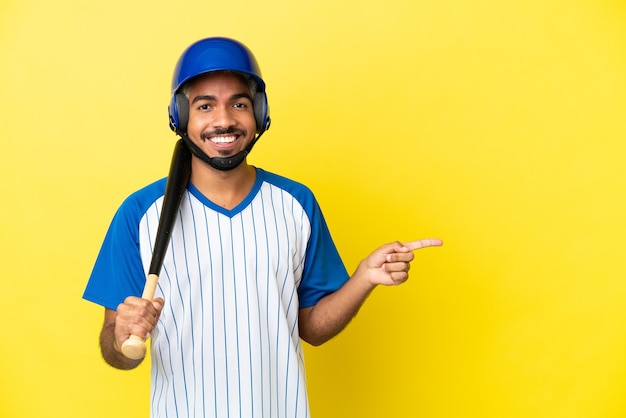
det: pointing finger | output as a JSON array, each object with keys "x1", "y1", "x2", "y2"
[{"x1": 402, "y1": 238, "x2": 443, "y2": 251}]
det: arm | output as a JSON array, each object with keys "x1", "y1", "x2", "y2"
[
  {"x1": 298, "y1": 238, "x2": 442, "y2": 346},
  {"x1": 99, "y1": 296, "x2": 164, "y2": 369}
]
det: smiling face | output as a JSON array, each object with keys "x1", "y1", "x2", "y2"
[{"x1": 185, "y1": 71, "x2": 257, "y2": 159}]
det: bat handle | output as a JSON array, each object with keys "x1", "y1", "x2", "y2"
[
  {"x1": 120, "y1": 273, "x2": 160, "y2": 360},
  {"x1": 120, "y1": 335, "x2": 147, "y2": 360}
]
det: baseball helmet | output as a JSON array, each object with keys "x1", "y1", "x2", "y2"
[{"x1": 168, "y1": 37, "x2": 271, "y2": 136}]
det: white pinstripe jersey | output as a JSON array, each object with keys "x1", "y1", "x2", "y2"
[{"x1": 84, "y1": 168, "x2": 349, "y2": 418}]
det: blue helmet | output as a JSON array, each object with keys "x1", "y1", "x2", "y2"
[{"x1": 168, "y1": 37, "x2": 270, "y2": 136}]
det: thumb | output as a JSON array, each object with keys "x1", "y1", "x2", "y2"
[{"x1": 152, "y1": 297, "x2": 165, "y2": 313}]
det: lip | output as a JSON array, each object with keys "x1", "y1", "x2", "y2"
[
  {"x1": 201, "y1": 133, "x2": 243, "y2": 151},
  {"x1": 208, "y1": 134, "x2": 238, "y2": 146}
]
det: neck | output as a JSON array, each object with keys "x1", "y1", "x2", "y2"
[{"x1": 189, "y1": 156, "x2": 256, "y2": 209}]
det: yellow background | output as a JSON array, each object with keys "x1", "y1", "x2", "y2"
[{"x1": 2, "y1": 0, "x2": 626, "y2": 416}]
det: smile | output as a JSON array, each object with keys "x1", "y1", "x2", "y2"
[{"x1": 209, "y1": 135, "x2": 237, "y2": 144}]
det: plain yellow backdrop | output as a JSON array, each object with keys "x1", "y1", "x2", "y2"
[{"x1": 2, "y1": 0, "x2": 626, "y2": 417}]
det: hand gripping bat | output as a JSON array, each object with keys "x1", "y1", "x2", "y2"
[{"x1": 121, "y1": 139, "x2": 191, "y2": 360}]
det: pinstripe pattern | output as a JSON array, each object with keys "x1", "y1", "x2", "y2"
[
  {"x1": 140, "y1": 178, "x2": 311, "y2": 418},
  {"x1": 85, "y1": 168, "x2": 348, "y2": 417}
]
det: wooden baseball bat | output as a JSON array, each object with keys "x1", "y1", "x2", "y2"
[{"x1": 121, "y1": 139, "x2": 191, "y2": 360}]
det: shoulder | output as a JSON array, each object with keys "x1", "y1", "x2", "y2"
[
  {"x1": 114, "y1": 178, "x2": 168, "y2": 223},
  {"x1": 257, "y1": 168, "x2": 315, "y2": 201},
  {"x1": 256, "y1": 168, "x2": 326, "y2": 224}
]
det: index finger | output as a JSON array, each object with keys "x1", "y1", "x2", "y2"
[{"x1": 403, "y1": 238, "x2": 443, "y2": 251}]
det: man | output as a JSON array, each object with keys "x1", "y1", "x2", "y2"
[{"x1": 84, "y1": 37, "x2": 442, "y2": 417}]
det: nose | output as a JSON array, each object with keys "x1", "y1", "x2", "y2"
[{"x1": 211, "y1": 105, "x2": 236, "y2": 128}]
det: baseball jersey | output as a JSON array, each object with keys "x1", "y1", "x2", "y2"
[{"x1": 83, "y1": 167, "x2": 349, "y2": 418}]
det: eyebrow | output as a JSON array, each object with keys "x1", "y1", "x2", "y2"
[{"x1": 191, "y1": 93, "x2": 253, "y2": 104}]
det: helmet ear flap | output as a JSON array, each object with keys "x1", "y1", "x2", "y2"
[
  {"x1": 253, "y1": 92, "x2": 271, "y2": 135},
  {"x1": 169, "y1": 92, "x2": 189, "y2": 134}
]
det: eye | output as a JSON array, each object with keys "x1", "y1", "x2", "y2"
[
  {"x1": 197, "y1": 103, "x2": 211, "y2": 110},
  {"x1": 233, "y1": 102, "x2": 248, "y2": 109}
]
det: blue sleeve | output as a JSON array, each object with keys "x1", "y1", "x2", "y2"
[
  {"x1": 298, "y1": 196, "x2": 350, "y2": 308},
  {"x1": 82, "y1": 179, "x2": 166, "y2": 310}
]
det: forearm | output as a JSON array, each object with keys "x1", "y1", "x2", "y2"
[
  {"x1": 99, "y1": 320, "x2": 143, "y2": 370},
  {"x1": 298, "y1": 239, "x2": 442, "y2": 346},
  {"x1": 299, "y1": 262, "x2": 376, "y2": 346}
]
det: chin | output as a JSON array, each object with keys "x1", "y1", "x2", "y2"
[{"x1": 216, "y1": 149, "x2": 241, "y2": 157}]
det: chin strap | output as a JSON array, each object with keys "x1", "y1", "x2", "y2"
[{"x1": 180, "y1": 132, "x2": 263, "y2": 171}]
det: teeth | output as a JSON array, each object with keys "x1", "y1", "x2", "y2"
[{"x1": 211, "y1": 136, "x2": 236, "y2": 144}]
